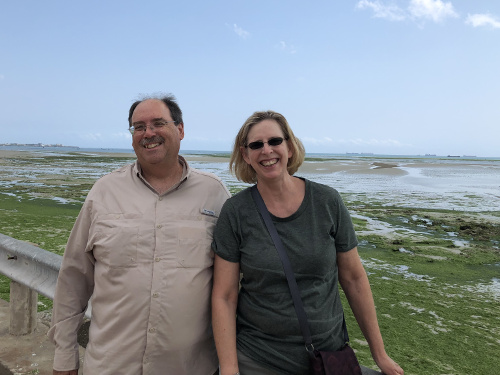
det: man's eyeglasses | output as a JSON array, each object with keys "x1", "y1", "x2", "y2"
[
  {"x1": 128, "y1": 120, "x2": 176, "y2": 135},
  {"x1": 245, "y1": 137, "x2": 286, "y2": 150}
]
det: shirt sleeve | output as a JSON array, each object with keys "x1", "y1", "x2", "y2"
[
  {"x1": 330, "y1": 189, "x2": 358, "y2": 253},
  {"x1": 47, "y1": 201, "x2": 96, "y2": 371},
  {"x1": 211, "y1": 199, "x2": 241, "y2": 263}
]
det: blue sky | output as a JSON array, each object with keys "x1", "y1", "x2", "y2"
[{"x1": 1, "y1": 0, "x2": 499, "y2": 156}]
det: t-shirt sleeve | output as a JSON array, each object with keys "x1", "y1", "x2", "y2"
[
  {"x1": 330, "y1": 189, "x2": 358, "y2": 253},
  {"x1": 212, "y1": 199, "x2": 241, "y2": 263}
]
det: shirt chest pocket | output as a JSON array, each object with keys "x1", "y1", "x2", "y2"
[
  {"x1": 176, "y1": 219, "x2": 216, "y2": 268},
  {"x1": 90, "y1": 216, "x2": 141, "y2": 268}
]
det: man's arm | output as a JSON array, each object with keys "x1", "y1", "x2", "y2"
[
  {"x1": 338, "y1": 247, "x2": 404, "y2": 375},
  {"x1": 48, "y1": 204, "x2": 95, "y2": 372}
]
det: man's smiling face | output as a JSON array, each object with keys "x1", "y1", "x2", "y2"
[{"x1": 131, "y1": 99, "x2": 184, "y2": 168}]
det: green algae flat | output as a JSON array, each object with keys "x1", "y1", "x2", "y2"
[
  {"x1": 344, "y1": 204, "x2": 500, "y2": 375},
  {"x1": 1, "y1": 150, "x2": 499, "y2": 375}
]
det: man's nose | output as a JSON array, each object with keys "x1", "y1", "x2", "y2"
[{"x1": 144, "y1": 125, "x2": 157, "y2": 135}]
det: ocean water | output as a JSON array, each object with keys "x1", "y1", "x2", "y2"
[
  {"x1": 2, "y1": 146, "x2": 500, "y2": 212},
  {"x1": 301, "y1": 162, "x2": 500, "y2": 212},
  {"x1": 185, "y1": 153, "x2": 500, "y2": 213}
]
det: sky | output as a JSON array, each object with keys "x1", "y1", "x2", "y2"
[{"x1": 1, "y1": 0, "x2": 499, "y2": 157}]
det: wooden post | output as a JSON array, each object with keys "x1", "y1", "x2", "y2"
[{"x1": 9, "y1": 280, "x2": 37, "y2": 335}]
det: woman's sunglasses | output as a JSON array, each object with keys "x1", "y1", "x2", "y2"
[{"x1": 245, "y1": 137, "x2": 286, "y2": 150}]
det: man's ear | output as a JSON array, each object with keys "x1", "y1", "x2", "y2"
[{"x1": 177, "y1": 123, "x2": 185, "y2": 140}]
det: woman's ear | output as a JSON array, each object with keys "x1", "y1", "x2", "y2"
[{"x1": 241, "y1": 146, "x2": 251, "y2": 165}]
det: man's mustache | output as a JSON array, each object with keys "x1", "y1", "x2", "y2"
[{"x1": 140, "y1": 136, "x2": 164, "y2": 146}]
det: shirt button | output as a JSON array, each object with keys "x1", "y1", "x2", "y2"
[
  {"x1": 149, "y1": 328, "x2": 156, "y2": 333},
  {"x1": 152, "y1": 293, "x2": 159, "y2": 298},
  {"x1": 155, "y1": 257, "x2": 160, "y2": 262},
  {"x1": 159, "y1": 197, "x2": 163, "y2": 201},
  {"x1": 156, "y1": 224, "x2": 162, "y2": 229}
]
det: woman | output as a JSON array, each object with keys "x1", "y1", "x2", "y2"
[{"x1": 211, "y1": 110, "x2": 403, "y2": 375}]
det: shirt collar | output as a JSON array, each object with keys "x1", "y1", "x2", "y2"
[{"x1": 133, "y1": 155, "x2": 191, "y2": 191}]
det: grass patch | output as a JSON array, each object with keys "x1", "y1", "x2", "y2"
[
  {"x1": 343, "y1": 266, "x2": 499, "y2": 375},
  {"x1": 0, "y1": 194, "x2": 82, "y2": 310},
  {"x1": 0, "y1": 195, "x2": 80, "y2": 254}
]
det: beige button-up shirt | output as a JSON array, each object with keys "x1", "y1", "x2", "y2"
[{"x1": 48, "y1": 157, "x2": 230, "y2": 374}]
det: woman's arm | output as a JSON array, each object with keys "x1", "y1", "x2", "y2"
[
  {"x1": 337, "y1": 247, "x2": 404, "y2": 375},
  {"x1": 212, "y1": 254, "x2": 241, "y2": 375}
]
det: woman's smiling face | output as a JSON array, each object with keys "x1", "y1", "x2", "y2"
[{"x1": 242, "y1": 119, "x2": 292, "y2": 182}]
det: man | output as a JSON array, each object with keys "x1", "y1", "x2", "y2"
[{"x1": 48, "y1": 94, "x2": 230, "y2": 374}]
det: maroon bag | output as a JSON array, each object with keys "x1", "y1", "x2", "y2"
[{"x1": 309, "y1": 345, "x2": 363, "y2": 375}]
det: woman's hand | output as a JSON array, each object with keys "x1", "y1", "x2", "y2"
[{"x1": 375, "y1": 353, "x2": 404, "y2": 375}]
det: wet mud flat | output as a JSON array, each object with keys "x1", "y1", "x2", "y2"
[{"x1": 1, "y1": 150, "x2": 500, "y2": 375}]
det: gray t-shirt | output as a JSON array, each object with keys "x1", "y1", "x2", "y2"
[{"x1": 212, "y1": 178, "x2": 358, "y2": 375}]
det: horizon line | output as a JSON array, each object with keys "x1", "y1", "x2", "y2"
[{"x1": 1, "y1": 144, "x2": 499, "y2": 159}]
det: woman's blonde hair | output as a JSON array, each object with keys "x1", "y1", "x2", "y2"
[{"x1": 230, "y1": 110, "x2": 305, "y2": 183}]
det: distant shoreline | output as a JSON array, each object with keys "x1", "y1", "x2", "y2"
[
  {"x1": 1, "y1": 145, "x2": 498, "y2": 160},
  {"x1": 3, "y1": 149, "x2": 498, "y2": 178}
]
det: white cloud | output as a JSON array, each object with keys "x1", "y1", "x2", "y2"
[
  {"x1": 233, "y1": 24, "x2": 250, "y2": 39},
  {"x1": 356, "y1": 0, "x2": 406, "y2": 21},
  {"x1": 0, "y1": 74, "x2": 4, "y2": 80},
  {"x1": 345, "y1": 138, "x2": 404, "y2": 146},
  {"x1": 113, "y1": 131, "x2": 132, "y2": 140},
  {"x1": 278, "y1": 41, "x2": 297, "y2": 54},
  {"x1": 302, "y1": 137, "x2": 404, "y2": 147},
  {"x1": 465, "y1": 13, "x2": 500, "y2": 29},
  {"x1": 80, "y1": 133, "x2": 103, "y2": 141},
  {"x1": 357, "y1": 0, "x2": 458, "y2": 23},
  {"x1": 408, "y1": 0, "x2": 458, "y2": 22},
  {"x1": 302, "y1": 136, "x2": 334, "y2": 144}
]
